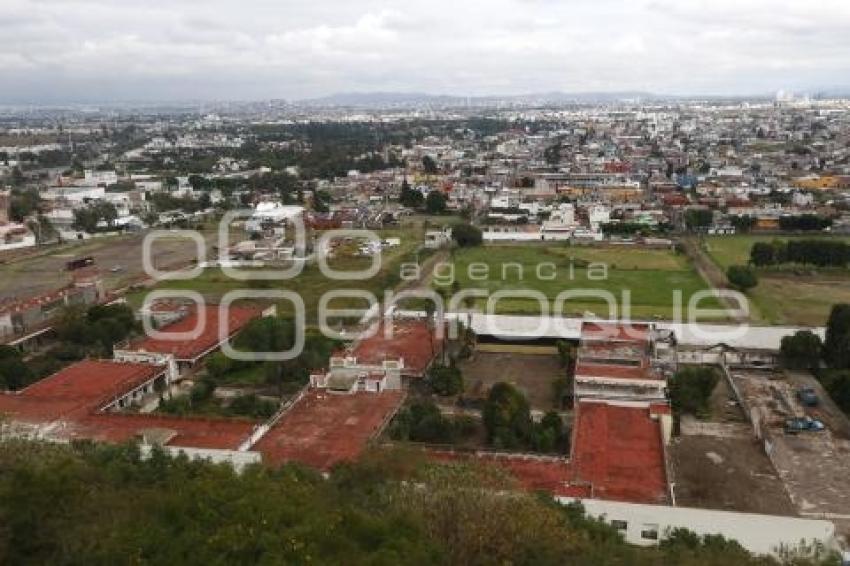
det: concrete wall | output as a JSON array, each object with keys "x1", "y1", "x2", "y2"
[
  {"x1": 113, "y1": 350, "x2": 179, "y2": 383},
  {"x1": 558, "y1": 497, "x2": 836, "y2": 557}
]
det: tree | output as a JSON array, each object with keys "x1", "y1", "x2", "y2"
[
  {"x1": 780, "y1": 331, "x2": 823, "y2": 370},
  {"x1": 428, "y1": 364, "x2": 464, "y2": 397},
  {"x1": 187, "y1": 174, "x2": 209, "y2": 191},
  {"x1": 684, "y1": 208, "x2": 713, "y2": 231},
  {"x1": 531, "y1": 411, "x2": 567, "y2": 453},
  {"x1": 0, "y1": 346, "x2": 34, "y2": 390},
  {"x1": 483, "y1": 382, "x2": 532, "y2": 449},
  {"x1": 425, "y1": 190, "x2": 447, "y2": 215},
  {"x1": 750, "y1": 242, "x2": 776, "y2": 266},
  {"x1": 556, "y1": 340, "x2": 577, "y2": 369},
  {"x1": 422, "y1": 155, "x2": 439, "y2": 175},
  {"x1": 389, "y1": 399, "x2": 470, "y2": 443},
  {"x1": 821, "y1": 371, "x2": 850, "y2": 414},
  {"x1": 729, "y1": 215, "x2": 755, "y2": 233},
  {"x1": 450, "y1": 223, "x2": 482, "y2": 247},
  {"x1": 726, "y1": 265, "x2": 758, "y2": 291},
  {"x1": 8, "y1": 188, "x2": 41, "y2": 222},
  {"x1": 552, "y1": 376, "x2": 571, "y2": 410},
  {"x1": 72, "y1": 201, "x2": 119, "y2": 233},
  {"x1": 399, "y1": 180, "x2": 424, "y2": 209},
  {"x1": 312, "y1": 189, "x2": 331, "y2": 213},
  {"x1": 669, "y1": 367, "x2": 719, "y2": 418},
  {"x1": 824, "y1": 304, "x2": 850, "y2": 369}
]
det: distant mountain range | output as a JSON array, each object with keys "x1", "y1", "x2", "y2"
[
  {"x1": 296, "y1": 90, "x2": 667, "y2": 108},
  {"x1": 294, "y1": 88, "x2": 850, "y2": 109}
]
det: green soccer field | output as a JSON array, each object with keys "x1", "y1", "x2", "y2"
[{"x1": 433, "y1": 245, "x2": 724, "y2": 320}]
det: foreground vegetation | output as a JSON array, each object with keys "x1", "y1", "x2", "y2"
[{"x1": 0, "y1": 440, "x2": 837, "y2": 565}]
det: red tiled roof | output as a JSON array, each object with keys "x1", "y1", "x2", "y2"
[
  {"x1": 127, "y1": 305, "x2": 262, "y2": 361},
  {"x1": 255, "y1": 389, "x2": 404, "y2": 470},
  {"x1": 571, "y1": 401, "x2": 668, "y2": 504},
  {"x1": 70, "y1": 413, "x2": 255, "y2": 450},
  {"x1": 0, "y1": 360, "x2": 166, "y2": 422},
  {"x1": 349, "y1": 319, "x2": 442, "y2": 376}
]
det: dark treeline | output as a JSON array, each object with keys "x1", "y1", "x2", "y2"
[
  {"x1": 778, "y1": 215, "x2": 832, "y2": 231},
  {"x1": 750, "y1": 239, "x2": 850, "y2": 268}
]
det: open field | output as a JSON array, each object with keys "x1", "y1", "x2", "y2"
[
  {"x1": 435, "y1": 245, "x2": 722, "y2": 320},
  {"x1": 459, "y1": 351, "x2": 565, "y2": 410},
  {"x1": 704, "y1": 234, "x2": 850, "y2": 271},
  {"x1": 704, "y1": 235, "x2": 850, "y2": 325},
  {"x1": 747, "y1": 274, "x2": 850, "y2": 326},
  {"x1": 136, "y1": 228, "x2": 424, "y2": 321}
]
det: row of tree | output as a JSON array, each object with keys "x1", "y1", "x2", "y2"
[
  {"x1": 750, "y1": 239, "x2": 850, "y2": 268},
  {"x1": 780, "y1": 304, "x2": 850, "y2": 416}
]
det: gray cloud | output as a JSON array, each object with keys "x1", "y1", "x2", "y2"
[{"x1": 1, "y1": 0, "x2": 849, "y2": 103}]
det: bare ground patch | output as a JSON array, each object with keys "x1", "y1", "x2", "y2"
[
  {"x1": 670, "y1": 434, "x2": 796, "y2": 516},
  {"x1": 459, "y1": 351, "x2": 566, "y2": 410}
]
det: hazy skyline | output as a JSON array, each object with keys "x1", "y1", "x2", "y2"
[{"x1": 3, "y1": 0, "x2": 850, "y2": 103}]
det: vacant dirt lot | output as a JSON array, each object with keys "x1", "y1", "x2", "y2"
[
  {"x1": 0, "y1": 230, "x2": 219, "y2": 300},
  {"x1": 670, "y1": 434, "x2": 796, "y2": 516},
  {"x1": 459, "y1": 351, "x2": 565, "y2": 410}
]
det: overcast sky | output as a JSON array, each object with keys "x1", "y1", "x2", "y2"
[{"x1": 3, "y1": 0, "x2": 850, "y2": 103}]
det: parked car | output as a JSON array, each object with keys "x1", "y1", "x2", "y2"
[
  {"x1": 784, "y1": 416, "x2": 825, "y2": 434},
  {"x1": 797, "y1": 387, "x2": 819, "y2": 407}
]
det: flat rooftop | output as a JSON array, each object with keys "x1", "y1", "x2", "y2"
[
  {"x1": 574, "y1": 362, "x2": 662, "y2": 382},
  {"x1": 579, "y1": 342, "x2": 647, "y2": 362},
  {"x1": 68, "y1": 413, "x2": 255, "y2": 450},
  {"x1": 571, "y1": 401, "x2": 669, "y2": 504},
  {"x1": 348, "y1": 319, "x2": 442, "y2": 376},
  {"x1": 126, "y1": 304, "x2": 261, "y2": 361},
  {"x1": 0, "y1": 360, "x2": 166, "y2": 422},
  {"x1": 581, "y1": 321, "x2": 651, "y2": 344},
  {"x1": 255, "y1": 389, "x2": 404, "y2": 470}
]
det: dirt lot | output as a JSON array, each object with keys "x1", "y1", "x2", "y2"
[
  {"x1": 670, "y1": 434, "x2": 796, "y2": 516},
  {"x1": 730, "y1": 369, "x2": 850, "y2": 538},
  {"x1": 0, "y1": 229, "x2": 219, "y2": 300},
  {"x1": 707, "y1": 373, "x2": 750, "y2": 424},
  {"x1": 459, "y1": 351, "x2": 565, "y2": 410}
]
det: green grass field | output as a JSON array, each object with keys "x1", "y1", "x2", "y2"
[
  {"x1": 434, "y1": 245, "x2": 723, "y2": 320},
  {"x1": 705, "y1": 235, "x2": 850, "y2": 326},
  {"x1": 129, "y1": 229, "x2": 423, "y2": 322},
  {"x1": 704, "y1": 234, "x2": 850, "y2": 271}
]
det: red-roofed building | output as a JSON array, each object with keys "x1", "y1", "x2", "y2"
[
  {"x1": 116, "y1": 304, "x2": 266, "y2": 374},
  {"x1": 311, "y1": 319, "x2": 444, "y2": 393},
  {"x1": 570, "y1": 400, "x2": 670, "y2": 504},
  {"x1": 0, "y1": 360, "x2": 169, "y2": 429},
  {"x1": 0, "y1": 359, "x2": 255, "y2": 453},
  {"x1": 575, "y1": 322, "x2": 668, "y2": 401},
  {"x1": 254, "y1": 388, "x2": 404, "y2": 470},
  {"x1": 68, "y1": 413, "x2": 255, "y2": 451}
]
